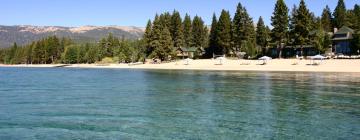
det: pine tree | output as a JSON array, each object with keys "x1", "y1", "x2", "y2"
[
  {"x1": 148, "y1": 13, "x2": 175, "y2": 60},
  {"x1": 232, "y1": 3, "x2": 245, "y2": 53},
  {"x1": 346, "y1": 10, "x2": 356, "y2": 30},
  {"x1": 333, "y1": 0, "x2": 347, "y2": 28},
  {"x1": 162, "y1": 12, "x2": 172, "y2": 28},
  {"x1": 25, "y1": 43, "x2": 33, "y2": 64},
  {"x1": 99, "y1": 33, "x2": 118, "y2": 57},
  {"x1": 150, "y1": 14, "x2": 162, "y2": 58},
  {"x1": 170, "y1": 10, "x2": 184, "y2": 49},
  {"x1": 256, "y1": 16, "x2": 269, "y2": 55},
  {"x1": 271, "y1": 0, "x2": 289, "y2": 58},
  {"x1": 76, "y1": 45, "x2": 87, "y2": 63},
  {"x1": 191, "y1": 16, "x2": 207, "y2": 58},
  {"x1": 59, "y1": 37, "x2": 71, "y2": 58},
  {"x1": 13, "y1": 46, "x2": 26, "y2": 64},
  {"x1": 311, "y1": 12, "x2": 323, "y2": 31},
  {"x1": 32, "y1": 41, "x2": 44, "y2": 64},
  {"x1": 143, "y1": 20, "x2": 152, "y2": 56},
  {"x1": 347, "y1": 5, "x2": 360, "y2": 31},
  {"x1": 207, "y1": 13, "x2": 218, "y2": 56},
  {"x1": 289, "y1": 5, "x2": 298, "y2": 41},
  {"x1": 202, "y1": 26, "x2": 209, "y2": 55},
  {"x1": 8, "y1": 43, "x2": 18, "y2": 64},
  {"x1": 232, "y1": 3, "x2": 256, "y2": 55},
  {"x1": 183, "y1": 14, "x2": 192, "y2": 48},
  {"x1": 353, "y1": 4, "x2": 360, "y2": 31},
  {"x1": 84, "y1": 43, "x2": 97, "y2": 63},
  {"x1": 191, "y1": 16, "x2": 204, "y2": 49},
  {"x1": 160, "y1": 26, "x2": 174, "y2": 60},
  {"x1": 152, "y1": 26, "x2": 174, "y2": 61},
  {"x1": 46, "y1": 36, "x2": 60, "y2": 63},
  {"x1": 312, "y1": 15, "x2": 322, "y2": 31},
  {"x1": 321, "y1": 6, "x2": 333, "y2": 32},
  {"x1": 217, "y1": 10, "x2": 232, "y2": 55},
  {"x1": 62, "y1": 45, "x2": 78, "y2": 64},
  {"x1": 0, "y1": 49, "x2": 4, "y2": 64},
  {"x1": 289, "y1": 0, "x2": 312, "y2": 55},
  {"x1": 53, "y1": 36, "x2": 61, "y2": 63}
]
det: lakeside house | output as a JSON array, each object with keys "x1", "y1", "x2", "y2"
[
  {"x1": 268, "y1": 26, "x2": 356, "y2": 58},
  {"x1": 176, "y1": 47, "x2": 205, "y2": 59},
  {"x1": 332, "y1": 26, "x2": 354, "y2": 55}
]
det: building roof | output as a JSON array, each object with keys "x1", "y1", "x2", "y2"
[
  {"x1": 179, "y1": 47, "x2": 199, "y2": 52},
  {"x1": 332, "y1": 26, "x2": 354, "y2": 41},
  {"x1": 334, "y1": 26, "x2": 354, "y2": 35}
]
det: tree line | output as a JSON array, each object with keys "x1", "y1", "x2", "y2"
[
  {"x1": 144, "y1": 0, "x2": 360, "y2": 59},
  {"x1": 0, "y1": 34, "x2": 145, "y2": 64},
  {"x1": 143, "y1": 11, "x2": 209, "y2": 61}
]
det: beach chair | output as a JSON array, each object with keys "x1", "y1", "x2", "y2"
[{"x1": 240, "y1": 59, "x2": 250, "y2": 65}]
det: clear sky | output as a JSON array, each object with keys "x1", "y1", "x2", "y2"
[{"x1": 1, "y1": 0, "x2": 358, "y2": 27}]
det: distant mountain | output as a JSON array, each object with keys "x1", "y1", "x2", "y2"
[{"x1": 0, "y1": 25, "x2": 145, "y2": 48}]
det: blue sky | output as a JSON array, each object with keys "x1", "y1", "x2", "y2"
[{"x1": 1, "y1": 0, "x2": 358, "y2": 27}]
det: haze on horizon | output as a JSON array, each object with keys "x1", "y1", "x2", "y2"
[{"x1": 1, "y1": 0, "x2": 359, "y2": 27}]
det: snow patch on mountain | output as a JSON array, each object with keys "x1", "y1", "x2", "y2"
[{"x1": 18, "y1": 26, "x2": 67, "y2": 34}]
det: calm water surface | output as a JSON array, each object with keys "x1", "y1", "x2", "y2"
[{"x1": 0, "y1": 67, "x2": 359, "y2": 139}]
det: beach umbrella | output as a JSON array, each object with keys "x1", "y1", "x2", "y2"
[
  {"x1": 216, "y1": 57, "x2": 226, "y2": 65},
  {"x1": 258, "y1": 56, "x2": 272, "y2": 64},
  {"x1": 311, "y1": 55, "x2": 326, "y2": 60},
  {"x1": 310, "y1": 55, "x2": 326, "y2": 65},
  {"x1": 258, "y1": 56, "x2": 272, "y2": 60}
]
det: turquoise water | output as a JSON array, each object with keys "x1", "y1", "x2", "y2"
[{"x1": 0, "y1": 68, "x2": 359, "y2": 139}]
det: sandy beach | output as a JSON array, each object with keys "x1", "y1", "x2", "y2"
[{"x1": 1, "y1": 59, "x2": 360, "y2": 73}]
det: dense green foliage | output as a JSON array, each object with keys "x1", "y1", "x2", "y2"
[
  {"x1": 271, "y1": 0, "x2": 289, "y2": 58},
  {"x1": 321, "y1": 6, "x2": 333, "y2": 32},
  {"x1": 0, "y1": 34, "x2": 144, "y2": 64},
  {"x1": 289, "y1": 0, "x2": 312, "y2": 54},
  {"x1": 256, "y1": 16, "x2": 270, "y2": 55},
  {"x1": 183, "y1": 14, "x2": 193, "y2": 49},
  {"x1": 148, "y1": 13, "x2": 175, "y2": 60},
  {"x1": 144, "y1": 12, "x2": 208, "y2": 60},
  {"x1": 348, "y1": 4, "x2": 360, "y2": 31},
  {"x1": 232, "y1": 3, "x2": 257, "y2": 56},
  {"x1": 206, "y1": 13, "x2": 219, "y2": 57},
  {"x1": 144, "y1": 20, "x2": 153, "y2": 55},
  {"x1": 333, "y1": 0, "x2": 347, "y2": 28},
  {"x1": 216, "y1": 10, "x2": 232, "y2": 55},
  {"x1": 170, "y1": 10, "x2": 184, "y2": 49},
  {"x1": 0, "y1": 36, "x2": 71, "y2": 64},
  {"x1": 191, "y1": 16, "x2": 208, "y2": 58}
]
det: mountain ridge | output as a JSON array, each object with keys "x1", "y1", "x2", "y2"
[{"x1": 0, "y1": 25, "x2": 145, "y2": 48}]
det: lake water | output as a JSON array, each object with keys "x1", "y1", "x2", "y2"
[{"x1": 0, "y1": 67, "x2": 359, "y2": 139}]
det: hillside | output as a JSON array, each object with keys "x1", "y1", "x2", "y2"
[{"x1": 0, "y1": 25, "x2": 144, "y2": 48}]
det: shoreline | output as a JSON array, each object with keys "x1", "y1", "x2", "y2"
[{"x1": 1, "y1": 59, "x2": 360, "y2": 73}]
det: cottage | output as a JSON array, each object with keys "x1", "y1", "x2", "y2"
[
  {"x1": 176, "y1": 47, "x2": 204, "y2": 59},
  {"x1": 332, "y1": 26, "x2": 354, "y2": 55}
]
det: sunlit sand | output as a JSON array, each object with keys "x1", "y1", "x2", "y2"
[{"x1": 2, "y1": 59, "x2": 359, "y2": 73}]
